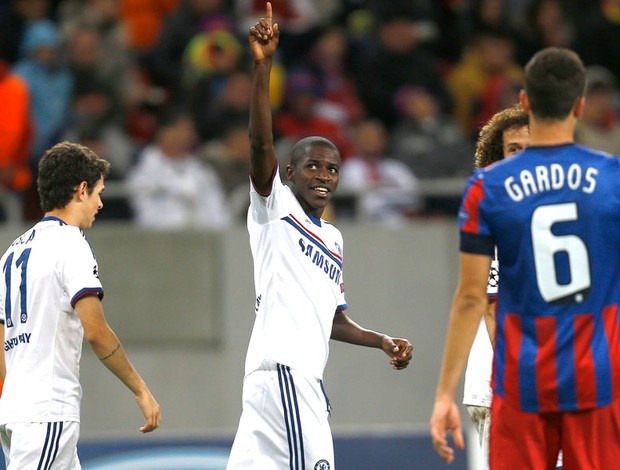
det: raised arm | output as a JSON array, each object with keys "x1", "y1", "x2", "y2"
[
  {"x1": 75, "y1": 295, "x2": 161, "y2": 433},
  {"x1": 248, "y1": 2, "x2": 280, "y2": 193},
  {"x1": 331, "y1": 311, "x2": 413, "y2": 370}
]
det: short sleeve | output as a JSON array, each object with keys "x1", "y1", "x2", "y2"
[
  {"x1": 459, "y1": 171, "x2": 494, "y2": 256},
  {"x1": 61, "y1": 231, "x2": 104, "y2": 307},
  {"x1": 249, "y1": 165, "x2": 294, "y2": 225}
]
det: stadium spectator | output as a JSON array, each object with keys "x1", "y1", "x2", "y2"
[
  {"x1": 57, "y1": 0, "x2": 131, "y2": 92},
  {"x1": 119, "y1": 0, "x2": 180, "y2": 54},
  {"x1": 390, "y1": 85, "x2": 473, "y2": 179},
  {"x1": 339, "y1": 118, "x2": 421, "y2": 224},
  {"x1": 574, "y1": 0, "x2": 620, "y2": 83},
  {"x1": 199, "y1": 119, "x2": 251, "y2": 221},
  {"x1": 0, "y1": 59, "x2": 33, "y2": 198},
  {"x1": 14, "y1": 19, "x2": 73, "y2": 165},
  {"x1": 514, "y1": 0, "x2": 575, "y2": 66},
  {"x1": 447, "y1": 27, "x2": 523, "y2": 140},
  {"x1": 191, "y1": 66, "x2": 250, "y2": 143},
  {"x1": 127, "y1": 110, "x2": 230, "y2": 229},
  {"x1": 275, "y1": 67, "x2": 354, "y2": 160},
  {"x1": 575, "y1": 65, "x2": 620, "y2": 155},
  {"x1": 145, "y1": 0, "x2": 232, "y2": 96},
  {"x1": 0, "y1": 0, "x2": 51, "y2": 65},
  {"x1": 303, "y1": 24, "x2": 365, "y2": 128},
  {"x1": 353, "y1": 3, "x2": 448, "y2": 131},
  {"x1": 63, "y1": 82, "x2": 135, "y2": 181}
]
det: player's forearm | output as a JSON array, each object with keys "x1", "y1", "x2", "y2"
[
  {"x1": 89, "y1": 327, "x2": 149, "y2": 397},
  {"x1": 330, "y1": 313, "x2": 386, "y2": 349},
  {"x1": 435, "y1": 293, "x2": 486, "y2": 399}
]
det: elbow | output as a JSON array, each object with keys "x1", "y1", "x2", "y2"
[
  {"x1": 83, "y1": 324, "x2": 108, "y2": 348},
  {"x1": 249, "y1": 136, "x2": 273, "y2": 153},
  {"x1": 454, "y1": 291, "x2": 487, "y2": 314}
]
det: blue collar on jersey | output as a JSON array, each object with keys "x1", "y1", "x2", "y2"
[
  {"x1": 307, "y1": 212, "x2": 322, "y2": 227},
  {"x1": 41, "y1": 216, "x2": 67, "y2": 225}
]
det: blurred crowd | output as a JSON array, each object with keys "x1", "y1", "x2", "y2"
[{"x1": 1, "y1": 0, "x2": 620, "y2": 227}]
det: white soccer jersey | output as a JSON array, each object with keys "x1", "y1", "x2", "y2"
[
  {"x1": 463, "y1": 251, "x2": 498, "y2": 407},
  {"x1": 0, "y1": 216, "x2": 103, "y2": 425},
  {"x1": 245, "y1": 168, "x2": 347, "y2": 380}
]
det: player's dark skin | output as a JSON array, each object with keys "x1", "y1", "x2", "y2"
[
  {"x1": 248, "y1": 2, "x2": 413, "y2": 370},
  {"x1": 285, "y1": 148, "x2": 341, "y2": 219},
  {"x1": 248, "y1": 4, "x2": 341, "y2": 220}
]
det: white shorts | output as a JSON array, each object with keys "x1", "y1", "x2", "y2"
[
  {"x1": 0, "y1": 421, "x2": 80, "y2": 470},
  {"x1": 227, "y1": 361, "x2": 334, "y2": 470},
  {"x1": 467, "y1": 405, "x2": 491, "y2": 470}
]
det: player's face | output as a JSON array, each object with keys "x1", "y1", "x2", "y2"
[
  {"x1": 502, "y1": 125, "x2": 530, "y2": 158},
  {"x1": 287, "y1": 146, "x2": 340, "y2": 218},
  {"x1": 80, "y1": 178, "x2": 104, "y2": 229}
]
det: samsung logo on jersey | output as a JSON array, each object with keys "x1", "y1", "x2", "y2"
[
  {"x1": 298, "y1": 239, "x2": 342, "y2": 285},
  {"x1": 504, "y1": 163, "x2": 598, "y2": 202}
]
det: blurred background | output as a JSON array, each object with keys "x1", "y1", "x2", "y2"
[{"x1": 1, "y1": 0, "x2": 619, "y2": 468}]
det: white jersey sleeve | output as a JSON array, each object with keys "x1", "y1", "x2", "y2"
[{"x1": 61, "y1": 229, "x2": 104, "y2": 307}]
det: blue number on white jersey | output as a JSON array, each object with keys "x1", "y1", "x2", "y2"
[{"x1": 3, "y1": 247, "x2": 31, "y2": 327}]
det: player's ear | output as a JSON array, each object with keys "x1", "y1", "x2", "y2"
[
  {"x1": 76, "y1": 181, "x2": 88, "y2": 200},
  {"x1": 573, "y1": 96, "x2": 585, "y2": 119},
  {"x1": 519, "y1": 89, "x2": 531, "y2": 114},
  {"x1": 285, "y1": 164, "x2": 295, "y2": 183}
]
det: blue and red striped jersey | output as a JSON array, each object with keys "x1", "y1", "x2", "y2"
[{"x1": 459, "y1": 143, "x2": 620, "y2": 412}]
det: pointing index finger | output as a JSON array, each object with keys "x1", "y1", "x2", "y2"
[{"x1": 266, "y1": 2, "x2": 272, "y2": 25}]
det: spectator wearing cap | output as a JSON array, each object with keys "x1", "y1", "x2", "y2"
[
  {"x1": 575, "y1": 65, "x2": 620, "y2": 155},
  {"x1": 13, "y1": 19, "x2": 73, "y2": 165}
]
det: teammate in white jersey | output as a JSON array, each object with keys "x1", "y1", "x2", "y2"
[
  {"x1": 226, "y1": 4, "x2": 413, "y2": 470},
  {"x1": 462, "y1": 105, "x2": 530, "y2": 470},
  {"x1": 0, "y1": 142, "x2": 161, "y2": 469}
]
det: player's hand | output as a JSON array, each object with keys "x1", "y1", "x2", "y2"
[
  {"x1": 248, "y1": 2, "x2": 280, "y2": 62},
  {"x1": 430, "y1": 395, "x2": 464, "y2": 464},
  {"x1": 136, "y1": 389, "x2": 161, "y2": 433},
  {"x1": 382, "y1": 337, "x2": 413, "y2": 370}
]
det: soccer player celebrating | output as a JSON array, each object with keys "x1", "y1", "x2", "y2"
[
  {"x1": 0, "y1": 142, "x2": 161, "y2": 468},
  {"x1": 226, "y1": 4, "x2": 413, "y2": 469},
  {"x1": 431, "y1": 47, "x2": 620, "y2": 468}
]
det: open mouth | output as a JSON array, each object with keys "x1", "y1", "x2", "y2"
[{"x1": 312, "y1": 186, "x2": 330, "y2": 196}]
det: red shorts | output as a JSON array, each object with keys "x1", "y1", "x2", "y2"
[{"x1": 489, "y1": 392, "x2": 620, "y2": 469}]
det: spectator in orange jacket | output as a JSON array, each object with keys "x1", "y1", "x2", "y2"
[{"x1": 0, "y1": 59, "x2": 32, "y2": 193}]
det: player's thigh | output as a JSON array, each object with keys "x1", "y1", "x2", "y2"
[
  {"x1": 2, "y1": 421, "x2": 80, "y2": 470},
  {"x1": 489, "y1": 394, "x2": 561, "y2": 470},
  {"x1": 227, "y1": 365, "x2": 333, "y2": 470},
  {"x1": 561, "y1": 398, "x2": 620, "y2": 470}
]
